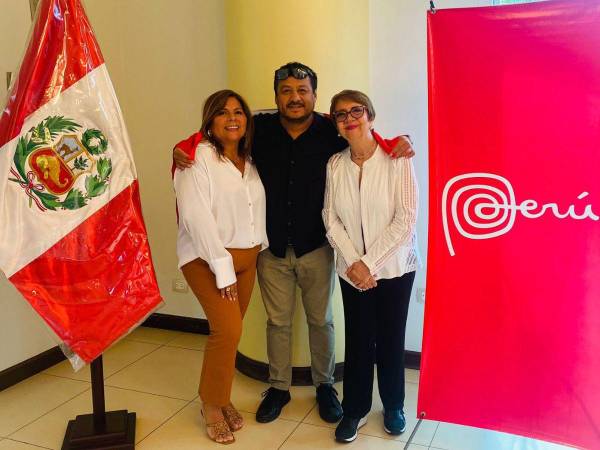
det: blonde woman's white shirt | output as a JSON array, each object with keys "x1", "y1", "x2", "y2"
[
  {"x1": 322, "y1": 146, "x2": 418, "y2": 288},
  {"x1": 174, "y1": 141, "x2": 268, "y2": 289}
]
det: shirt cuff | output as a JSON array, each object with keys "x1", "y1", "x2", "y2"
[
  {"x1": 209, "y1": 255, "x2": 236, "y2": 289},
  {"x1": 340, "y1": 247, "x2": 361, "y2": 268},
  {"x1": 360, "y1": 253, "x2": 376, "y2": 275}
]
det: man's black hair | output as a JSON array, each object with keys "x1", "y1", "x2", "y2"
[{"x1": 273, "y1": 62, "x2": 318, "y2": 93}]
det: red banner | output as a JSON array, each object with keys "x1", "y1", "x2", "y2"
[{"x1": 419, "y1": 1, "x2": 600, "y2": 449}]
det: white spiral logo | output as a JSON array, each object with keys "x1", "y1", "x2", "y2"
[
  {"x1": 442, "y1": 173, "x2": 516, "y2": 256},
  {"x1": 442, "y1": 172, "x2": 599, "y2": 256}
]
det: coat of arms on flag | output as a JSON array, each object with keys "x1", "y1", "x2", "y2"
[{"x1": 9, "y1": 116, "x2": 112, "y2": 211}]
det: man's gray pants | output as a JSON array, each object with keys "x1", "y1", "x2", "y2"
[{"x1": 257, "y1": 244, "x2": 336, "y2": 391}]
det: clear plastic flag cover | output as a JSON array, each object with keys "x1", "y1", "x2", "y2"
[{"x1": 0, "y1": 0, "x2": 163, "y2": 369}]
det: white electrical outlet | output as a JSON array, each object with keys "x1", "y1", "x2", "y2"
[
  {"x1": 416, "y1": 287, "x2": 426, "y2": 303},
  {"x1": 172, "y1": 278, "x2": 189, "y2": 293}
]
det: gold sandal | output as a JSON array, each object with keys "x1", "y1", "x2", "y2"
[
  {"x1": 222, "y1": 404, "x2": 244, "y2": 431},
  {"x1": 202, "y1": 409, "x2": 235, "y2": 444}
]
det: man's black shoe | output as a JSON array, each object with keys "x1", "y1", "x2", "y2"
[
  {"x1": 335, "y1": 416, "x2": 367, "y2": 443},
  {"x1": 316, "y1": 384, "x2": 343, "y2": 423},
  {"x1": 256, "y1": 387, "x2": 291, "y2": 423},
  {"x1": 383, "y1": 409, "x2": 406, "y2": 435}
]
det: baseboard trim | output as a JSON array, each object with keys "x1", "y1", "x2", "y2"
[
  {"x1": 0, "y1": 312, "x2": 207, "y2": 392},
  {"x1": 235, "y1": 350, "x2": 421, "y2": 386},
  {"x1": 1, "y1": 313, "x2": 421, "y2": 391},
  {"x1": 405, "y1": 350, "x2": 421, "y2": 370},
  {"x1": 0, "y1": 346, "x2": 66, "y2": 391},
  {"x1": 141, "y1": 312, "x2": 210, "y2": 334},
  {"x1": 235, "y1": 351, "x2": 345, "y2": 386},
  {"x1": 142, "y1": 313, "x2": 422, "y2": 384}
]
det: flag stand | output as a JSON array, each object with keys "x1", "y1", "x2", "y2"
[{"x1": 61, "y1": 356, "x2": 136, "y2": 450}]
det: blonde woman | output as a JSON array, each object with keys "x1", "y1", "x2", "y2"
[{"x1": 323, "y1": 90, "x2": 418, "y2": 443}]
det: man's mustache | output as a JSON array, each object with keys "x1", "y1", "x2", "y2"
[{"x1": 286, "y1": 102, "x2": 304, "y2": 108}]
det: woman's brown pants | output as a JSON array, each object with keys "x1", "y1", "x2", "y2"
[{"x1": 181, "y1": 246, "x2": 260, "y2": 406}]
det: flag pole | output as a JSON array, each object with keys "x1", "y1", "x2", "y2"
[
  {"x1": 90, "y1": 356, "x2": 107, "y2": 430},
  {"x1": 62, "y1": 355, "x2": 136, "y2": 449},
  {"x1": 30, "y1": 0, "x2": 138, "y2": 440}
]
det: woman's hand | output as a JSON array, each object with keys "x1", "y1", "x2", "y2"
[
  {"x1": 346, "y1": 261, "x2": 377, "y2": 291},
  {"x1": 356, "y1": 275, "x2": 377, "y2": 291},
  {"x1": 390, "y1": 135, "x2": 415, "y2": 159},
  {"x1": 174, "y1": 147, "x2": 194, "y2": 170},
  {"x1": 220, "y1": 282, "x2": 238, "y2": 302}
]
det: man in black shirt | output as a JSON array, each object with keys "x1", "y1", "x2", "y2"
[{"x1": 173, "y1": 62, "x2": 414, "y2": 425}]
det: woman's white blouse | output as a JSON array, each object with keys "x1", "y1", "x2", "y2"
[
  {"x1": 322, "y1": 146, "x2": 418, "y2": 288},
  {"x1": 174, "y1": 142, "x2": 268, "y2": 289}
]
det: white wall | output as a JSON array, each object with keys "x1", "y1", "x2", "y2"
[{"x1": 369, "y1": 0, "x2": 492, "y2": 351}]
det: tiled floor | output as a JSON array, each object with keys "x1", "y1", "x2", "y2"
[{"x1": 0, "y1": 327, "x2": 574, "y2": 450}]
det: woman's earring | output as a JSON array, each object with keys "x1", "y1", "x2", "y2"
[{"x1": 207, "y1": 129, "x2": 212, "y2": 137}]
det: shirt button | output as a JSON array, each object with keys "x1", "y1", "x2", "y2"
[
  {"x1": 289, "y1": 180, "x2": 294, "y2": 185},
  {"x1": 287, "y1": 221, "x2": 292, "y2": 226},
  {"x1": 290, "y1": 160, "x2": 295, "y2": 165},
  {"x1": 287, "y1": 201, "x2": 292, "y2": 206},
  {"x1": 248, "y1": 202, "x2": 252, "y2": 206}
]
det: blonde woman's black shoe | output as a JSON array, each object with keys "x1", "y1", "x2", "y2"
[{"x1": 383, "y1": 409, "x2": 406, "y2": 435}]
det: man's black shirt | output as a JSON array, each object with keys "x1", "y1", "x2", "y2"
[{"x1": 251, "y1": 112, "x2": 347, "y2": 258}]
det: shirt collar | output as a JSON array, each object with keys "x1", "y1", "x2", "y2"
[{"x1": 273, "y1": 112, "x2": 328, "y2": 140}]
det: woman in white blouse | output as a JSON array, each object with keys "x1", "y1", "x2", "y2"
[
  {"x1": 174, "y1": 90, "x2": 268, "y2": 444},
  {"x1": 322, "y1": 90, "x2": 418, "y2": 443}
]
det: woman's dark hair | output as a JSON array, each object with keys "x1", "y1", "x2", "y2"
[{"x1": 200, "y1": 89, "x2": 254, "y2": 160}]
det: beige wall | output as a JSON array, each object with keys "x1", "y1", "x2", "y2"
[
  {"x1": 1, "y1": 0, "x2": 500, "y2": 371},
  {"x1": 225, "y1": 0, "x2": 370, "y2": 113},
  {"x1": 0, "y1": 0, "x2": 229, "y2": 371},
  {"x1": 83, "y1": 0, "x2": 228, "y2": 319},
  {"x1": 224, "y1": 0, "x2": 371, "y2": 367},
  {"x1": 0, "y1": 0, "x2": 30, "y2": 103},
  {"x1": 0, "y1": 0, "x2": 57, "y2": 371}
]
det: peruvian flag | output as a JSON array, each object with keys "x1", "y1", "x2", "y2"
[{"x1": 0, "y1": 0, "x2": 162, "y2": 364}]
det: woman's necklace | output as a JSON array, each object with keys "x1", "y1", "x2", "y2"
[
  {"x1": 351, "y1": 140, "x2": 377, "y2": 162},
  {"x1": 351, "y1": 141, "x2": 377, "y2": 187}
]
